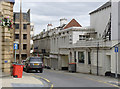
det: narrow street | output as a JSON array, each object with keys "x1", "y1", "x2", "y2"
[{"x1": 31, "y1": 69, "x2": 118, "y2": 88}]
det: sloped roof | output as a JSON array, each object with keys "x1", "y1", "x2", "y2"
[
  {"x1": 89, "y1": 1, "x2": 111, "y2": 15},
  {"x1": 64, "y1": 19, "x2": 82, "y2": 29}
]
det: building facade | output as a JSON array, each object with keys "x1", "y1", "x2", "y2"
[
  {"x1": 0, "y1": 0, "x2": 15, "y2": 74},
  {"x1": 13, "y1": 9, "x2": 31, "y2": 61},
  {"x1": 33, "y1": 1, "x2": 120, "y2": 77}
]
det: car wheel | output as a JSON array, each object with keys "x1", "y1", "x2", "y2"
[
  {"x1": 26, "y1": 68, "x2": 29, "y2": 73},
  {"x1": 40, "y1": 69, "x2": 43, "y2": 73}
]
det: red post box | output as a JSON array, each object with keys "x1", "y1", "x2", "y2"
[{"x1": 13, "y1": 64, "x2": 24, "y2": 78}]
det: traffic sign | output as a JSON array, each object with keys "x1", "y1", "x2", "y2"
[
  {"x1": 115, "y1": 46, "x2": 118, "y2": 53},
  {"x1": 14, "y1": 43, "x2": 18, "y2": 50}
]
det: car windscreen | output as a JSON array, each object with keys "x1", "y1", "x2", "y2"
[{"x1": 30, "y1": 58, "x2": 42, "y2": 62}]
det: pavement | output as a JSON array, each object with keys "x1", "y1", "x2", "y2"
[{"x1": 2, "y1": 72, "x2": 44, "y2": 88}]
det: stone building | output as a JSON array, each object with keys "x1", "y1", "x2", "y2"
[
  {"x1": 13, "y1": 9, "x2": 31, "y2": 61},
  {"x1": 0, "y1": 0, "x2": 15, "y2": 74}
]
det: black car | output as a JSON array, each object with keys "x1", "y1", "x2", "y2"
[{"x1": 25, "y1": 57, "x2": 43, "y2": 73}]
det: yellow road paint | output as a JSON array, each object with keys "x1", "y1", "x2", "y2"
[
  {"x1": 31, "y1": 73, "x2": 53, "y2": 88},
  {"x1": 50, "y1": 84, "x2": 54, "y2": 89},
  {"x1": 43, "y1": 78, "x2": 50, "y2": 83}
]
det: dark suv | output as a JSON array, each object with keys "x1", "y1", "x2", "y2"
[{"x1": 25, "y1": 57, "x2": 43, "y2": 73}]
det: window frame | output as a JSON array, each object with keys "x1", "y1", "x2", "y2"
[
  {"x1": 23, "y1": 34, "x2": 27, "y2": 39},
  {"x1": 23, "y1": 44, "x2": 27, "y2": 50},
  {"x1": 78, "y1": 51, "x2": 85, "y2": 63},
  {"x1": 15, "y1": 34, "x2": 19, "y2": 39},
  {"x1": 15, "y1": 24, "x2": 19, "y2": 29},
  {"x1": 23, "y1": 24, "x2": 27, "y2": 29}
]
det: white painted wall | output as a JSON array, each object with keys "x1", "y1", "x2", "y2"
[
  {"x1": 111, "y1": 1, "x2": 119, "y2": 40},
  {"x1": 111, "y1": 1, "x2": 120, "y2": 74},
  {"x1": 72, "y1": 31, "x2": 84, "y2": 44},
  {"x1": 90, "y1": 7, "x2": 111, "y2": 38}
]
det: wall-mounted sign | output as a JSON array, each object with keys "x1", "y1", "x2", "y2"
[{"x1": 4, "y1": 60, "x2": 8, "y2": 63}]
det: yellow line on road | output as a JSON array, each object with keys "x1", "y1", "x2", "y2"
[
  {"x1": 50, "y1": 84, "x2": 53, "y2": 89},
  {"x1": 31, "y1": 74, "x2": 53, "y2": 88}
]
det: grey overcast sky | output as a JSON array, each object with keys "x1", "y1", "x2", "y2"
[{"x1": 14, "y1": 0, "x2": 109, "y2": 35}]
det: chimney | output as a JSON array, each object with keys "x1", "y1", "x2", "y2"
[
  {"x1": 47, "y1": 24, "x2": 52, "y2": 30},
  {"x1": 60, "y1": 18, "x2": 67, "y2": 26}
]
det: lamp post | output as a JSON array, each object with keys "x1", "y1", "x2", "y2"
[{"x1": 19, "y1": 0, "x2": 22, "y2": 63}]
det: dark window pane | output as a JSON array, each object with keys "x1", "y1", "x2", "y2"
[
  {"x1": 78, "y1": 52, "x2": 84, "y2": 63},
  {"x1": 30, "y1": 58, "x2": 42, "y2": 62},
  {"x1": 15, "y1": 24, "x2": 19, "y2": 29},
  {"x1": 16, "y1": 54, "x2": 19, "y2": 60},
  {"x1": 88, "y1": 52, "x2": 91, "y2": 64},
  {"x1": 18, "y1": 44, "x2": 19, "y2": 49},
  {"x1": 21, "y1": 54, "x2": 27, "y2": 60},
  {"x1": 15, "y1": 34, "x2": 19, "y2": 39},
  {"x1": 23, "y1": 44, "x2": 27, "y2": 50},
  {"x1": 23, "y1": 24, "x2": 27, "y2": 29},
  {"x1": 23, "y1": 34, "x2": 27, "y2": 39}
]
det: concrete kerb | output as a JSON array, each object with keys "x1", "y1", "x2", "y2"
[{"x1": 31, "y1": 74, "x2": 53, "y2": 88}]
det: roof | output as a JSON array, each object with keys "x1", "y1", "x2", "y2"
[
  {"x1": 89, "y1": 1, "x2": 111, "y2": 15},
  {"x1": 13, "y1": 11, "x2": 30, "y2": 22},
  {"x1": 64, "y1": 19, "x2": 82, "y2": 29}
]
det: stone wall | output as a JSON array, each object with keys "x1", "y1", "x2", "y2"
[{"x1": 0, "y1": 1, "x2": 14, "y2": 74}]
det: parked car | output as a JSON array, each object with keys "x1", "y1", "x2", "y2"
[{"x1": 25, "y1": 57, "x2": 43, "y2": 73}]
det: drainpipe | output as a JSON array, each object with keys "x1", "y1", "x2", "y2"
[{"x1": 97, "y1": 42, "x2": 99, "y2": 76}]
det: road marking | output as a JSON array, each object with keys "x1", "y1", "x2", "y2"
[
  {"x1": 50, "y1": 84, "x2": 53, "y2": 89},
  {"x1": 43, "y1": 78, "x2": 50, "y2": 83},
  {"x1": 31, "y1": 73, "x2": 53, "y2": 88}
]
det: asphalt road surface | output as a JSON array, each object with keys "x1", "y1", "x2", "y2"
[{"x1": 31, "y1": 69, "x2": 119, "y2": 88}]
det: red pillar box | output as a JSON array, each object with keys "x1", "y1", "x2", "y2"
[{"x1": 13, "y1": 64, "x2": 24, "y2": 78}]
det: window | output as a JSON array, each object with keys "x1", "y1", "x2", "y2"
[
  {"x1": 15, "y1": 24, "x2": 19, "y2": 29},
  {"x1": 79, "y1": 35, "x2": 90, "y2": 40},
  {"x1": 23, "y1": 14, "x2": 27, "y2": 20},
  {"x1": 74, "y1": 51, "x2": 76, "y2": 62},
  {"x1": 23, "y1": 24, "x2": 27, "y2": 29},
  {"x1": 79, "y1": 35, "x2": 82, "y2": 40},
  {"x1": 15, "y1": 34, "x2": 19, "y2": 39},
  {"x1": 18, "y1": 44, "x2": 19, "y2": 49},
  {"x1": 23, "y1": 34, "x2": 27, "y2": 39},
  {"x1": 21, "y1": 54, "x2": 27, "y2": 60},
  {"x1": 88, "y1": 52, "x2": 91, "y2": 64},
  {"x1": 15, "y1": 14, "x2": 19, "y2": 19},
  {"x1": 78, "y1": 52, "x2": 84, "y2": 63},
  {"x1": 42, "y1": 49, "x2": 46, "y2": 53},
  {"x1": 23, "y1": 44, "x2": 27, "y2": 50},
  {"x1": 16, "y1": 54, "x2": 19, "y2": 60}
]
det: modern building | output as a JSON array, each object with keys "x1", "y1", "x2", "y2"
[
  {"x1": 0, "y1": 0, "x2": 15, "y2": 74},
  {"x1": 13, "y1": 9, "x2": 31, "y2": 61}
]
